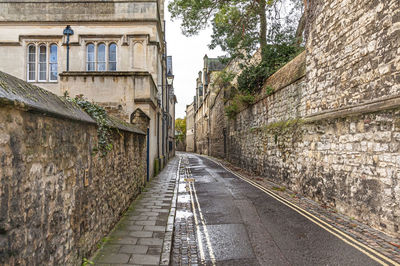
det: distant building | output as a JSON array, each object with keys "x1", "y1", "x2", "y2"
[
  {"x1": 186, "y1": 102, "x2": 195, "y2": 152},
  {"x1": 192, "y1": 55, "x2": 227, "y2": 154},
  {"x1": 0, "y1": 0, "x2": 173, "y2": 177},
  {"x1": 166, "y1": 56, "x2": 177, "y2": 158}
]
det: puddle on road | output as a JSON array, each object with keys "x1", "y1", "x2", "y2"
[
  {"x1": 178, "y1": 183, "x2": 187, "y2": 193},
  {"x1": 175, "y1": 210, "x2": 193, "y2": 219},
  {"x1": 177, "y1": 194, "x2": 191, "y2": 203}
]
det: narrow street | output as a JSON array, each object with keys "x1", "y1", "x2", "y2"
[{"x1": 172, "y1": 153, "x2": 394, "y2": 266}]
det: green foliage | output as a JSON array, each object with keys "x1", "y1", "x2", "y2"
[
  {"x1": 265, "y1": 86, "x2": 274, "y2": 95},
  {"x1": 66, "y1": 95, "x2": 113, "y2": 157},
  {"x1": 214, "y1": 70, "x2": 236, "y2": 89},
  {"x1": 263, "y1": 118, "x2": 304, "y2": 136},
  {"x1": 237, "y1": 43, "x2": 304, "y2": 94},
  {"x1": 236, "y1": 93, "x2": 255, "y2": 105},
  {"x1": 82, "y1": 258, "x2": 94, "y2": 266},
  {"x1": 169, "y1": 0, "x2": 304, "y2": 59},
  {"x1": 225, "y1": 103, "x2": 239, "y2": 120},
  {"x1": 175, "y1": 117, "x2": 186, "y2": 143}
]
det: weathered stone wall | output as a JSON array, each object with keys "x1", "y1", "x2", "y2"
[
  {"x1": 0, "y1": 72, "x2": 147, "y2": 265},
  {"x1": 209, "y1": 86, "x2": 227, "y2": 159},
  {"x1": 226, "y1": 82, "x2": 400, "y2": 237},
  {"x1": 303, "y1": 0, "x2": 400, "y2": 116},
  {"x1": 205, "y1": 0, "x2": 400, "y2": 238}
]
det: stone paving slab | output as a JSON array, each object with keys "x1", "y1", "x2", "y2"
[{"x1": 92, "y1": 157, "x2": 180, "y2": 266}]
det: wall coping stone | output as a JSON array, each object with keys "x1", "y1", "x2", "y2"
[
  {"x1": 305, "y1": 94, "x2": 400, "y2": 122},
  {"x1": 0, "y1": 71, "x2": 145, "y2": 135},
  {"x1": 262, "y1": 50, "x2": 306, "y2": 92}
]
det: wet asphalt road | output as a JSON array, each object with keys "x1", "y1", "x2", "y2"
[{"x1": 176, "y1": 153, "x2": 380, "y2": 266}]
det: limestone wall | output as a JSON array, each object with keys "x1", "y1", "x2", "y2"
[
  {"x1": 206, "y1": 0, "x2": 400, "y2": 237},
  {"x1": 0, "y1": 72, "x2": 147, "y2": 265},
  {"x1": 304, "y1": 0, "x2": 400, "y2": 116}
]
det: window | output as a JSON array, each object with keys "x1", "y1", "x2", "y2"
[
  {"x1": 27, "y1": 45, "x2": 36, "y2": 82},
  {"x1": 38, "y1": 45, "x2": 47, "y2": 81},
  {"x1": 97, "y1": 43, "x2": 106, "y2": 71},
  {"x1": 86, "y1": 42, "x2": 117, "y2": 72},
  {"x1": 86, "y1": 44, "x2": 95, "y2": 71},
  {"x1": 49, "y1": 44, "x2": 58, "y2": 81},
  {"x1": 108, "y1": 43, "x2": 117, "y2": 71},
  {"x1": 27, "y1": 43, "x2": 58, "y2": 82}
]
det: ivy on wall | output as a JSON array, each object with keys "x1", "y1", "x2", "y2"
[{"x1": 66, "y1": 94, "x2": 113, "y2": 157}]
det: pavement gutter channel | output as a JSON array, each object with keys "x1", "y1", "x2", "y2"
[{"x1": 160, "y1": 157, "x2": 181, "y2": 265}]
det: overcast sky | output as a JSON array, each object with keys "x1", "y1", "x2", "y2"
[{"x1": 165, "y1": 1, "x2": 223, "y2": 119}]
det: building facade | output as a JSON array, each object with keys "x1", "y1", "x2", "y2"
[
  {"x1": 0, "y1": 0, "x2": 174, "y2": 177},
  {"x1": 185, "y1": 102, "x2": 195, "y2": 152},
  {"x1": 186, "y1": 55, "x2": 226, "y2": 154}
]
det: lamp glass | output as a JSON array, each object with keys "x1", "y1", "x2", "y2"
[{"x1": 167, "y1": 76, "x2": 173, "y2": 86}]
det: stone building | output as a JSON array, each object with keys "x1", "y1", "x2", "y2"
[
  {"x1": 186, "y1": 102, "x2": 195, "y2": 152},
  {"x1": 189, "y1": 55, "x2": 226, "y2": 154},
  {"x1": 0, "y1": 0, "x2": 174, "y2": 177},
  {"x1": 167, "y1": 56, "x2": 177, "y2": 159},
  {"x1": 189, "y1": 0, "x2": 400, "y2": 238}
]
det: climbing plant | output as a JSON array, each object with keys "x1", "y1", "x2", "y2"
[{"x1": 66, "y1": 95, "x2": 113, "y2": 157}]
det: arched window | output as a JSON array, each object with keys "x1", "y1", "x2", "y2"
[
  {"x1": 27, "y1": 44, "x2": 36, "y2": 82},
  {"x1": 49, "y1": 44, "x2": 58, "y2": 81},
  {"x1": 97, "y1": 43, "x2": 106, "y2": 71},
  {"x1": 86, "y1": 44, "x2": 95, "y2": 71},
  {"x1": 38, "y1": 45, "x2": 47, "y2": 81},
  {"x1": 108, "y1": 43, "x2": 117, "y2": 71}
]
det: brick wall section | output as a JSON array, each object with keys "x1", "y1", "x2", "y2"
[{"x1": 0, "y1": 72, "x2": 147, "y2": 265}]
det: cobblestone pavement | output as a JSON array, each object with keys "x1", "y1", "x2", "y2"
[
  {"x1": 207, "y1": 155, "x2": 400, "y2": 265},
  {"x1": 92, "y1": 157, "x2": 179, "y2": 266},
  {"x1": 171, "y1": 157, "x2": 201, "y2": 265}
]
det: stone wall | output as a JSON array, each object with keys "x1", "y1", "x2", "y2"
[
  {"x1": 205, "y1": 0, "x2": 400, "y2": 238},
  {"x1": 0, "y1": 72, "x2": 147, "y2": 265},
  {"x1": 304, "y1": 0, "x2": 400, "y2": 116}
]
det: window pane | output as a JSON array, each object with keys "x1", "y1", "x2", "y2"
[
  {"x1": 39, "y1": 46, "x2": 46, "y2": 63},
  {"x1": 39, "y1": 45, "x2": 46, "y2": 81},
  {"x1": 27, "y1": 45, "x2": 36, "y2": 81},
  {"x1": 97, "y1": 44, "x2": 106, "y2": 71},
  {"x1": 87, "y1": 44, "x2": 95, "y2": 71},
  {"x1": 108, "y1": 43, "x2": 117, "y2": 71},
  {"x1": 109, "y1": 62, "x2": 117, "y2": 71},
  {"x1": 87, "y1": 62, "x2": 95, "y2": 71},
  {"x1": 49, "y1": 45, "x2": 58, "y2": 81},
  {"x1": 50, "y1": 44, "x2": 57, "y2": 63},
  {"x1": 28, "y1": 63, "x2": 36, "y2": 81},
  {"x1": 50, "y1": 64, "x2": 58, "y2": 81}
]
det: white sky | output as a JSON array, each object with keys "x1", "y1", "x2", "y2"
[{"x1": 165, "y1": 1, "x2": 223, "y2": 119}]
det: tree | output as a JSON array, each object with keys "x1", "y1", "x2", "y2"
[
  {"x1": 175, "y1": 117, "x2": 186, "y2": 143},
  {"x1": 169, "y1": 0, "x2": 304, "y2": 59}
]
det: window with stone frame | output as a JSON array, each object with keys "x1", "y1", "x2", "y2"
[
  {"x1": 26, "y1": 43, "x2": 58, "y2": 83},
  {"x1": 86, "y1": 42, "x2": 118, "y2": 72}
]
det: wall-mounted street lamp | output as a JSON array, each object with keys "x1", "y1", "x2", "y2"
[
  {"x1": 63, "y1": 25, "x2": 74, "y2": 72},
  {"x1": 167, "y1": 73, "x2": 174, "y2": 86}
]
